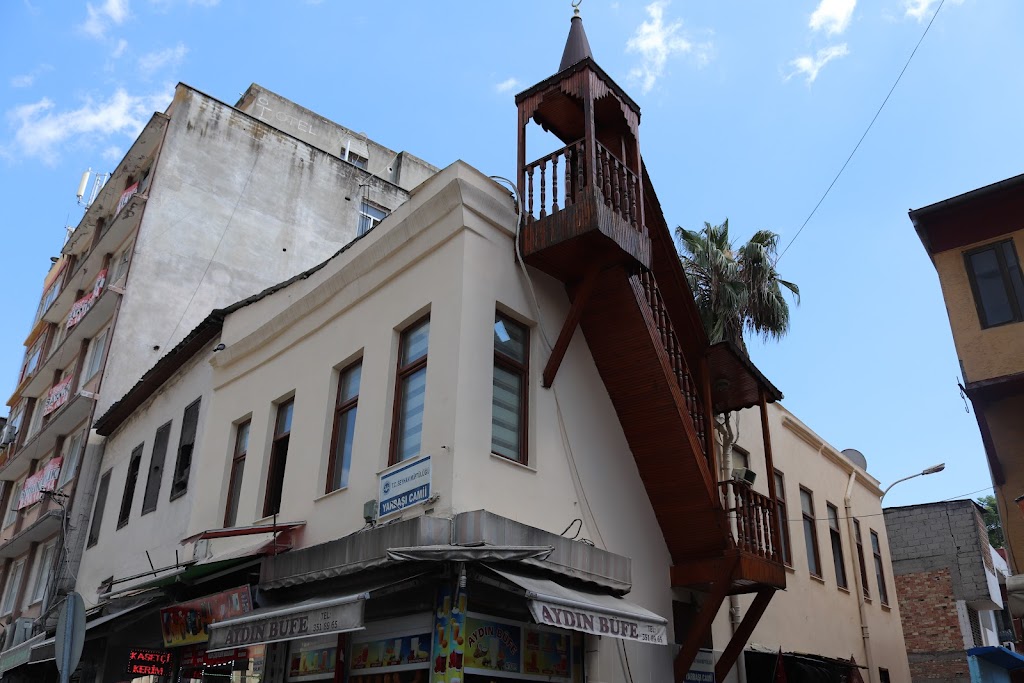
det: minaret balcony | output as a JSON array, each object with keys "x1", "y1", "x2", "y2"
[{"x1": 519, "y1": 139, "x2": 651, "y2": 283}]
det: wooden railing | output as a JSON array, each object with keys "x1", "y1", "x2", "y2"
[
  {"x1": 638, "y1": 271, "x2": 708, "y2": 456},
  {"x1": 596, "y1": 142, "x2": 642, "y2": 232},
  {"x1": 720, "y1": 480, "x2": 779, "y2": 562},
  {"x1": 522, "y1": 140, "x2": 643, "y2": 234},
  {"x1": 524, "y1": 139, "x2": 585, "y2": 222}
]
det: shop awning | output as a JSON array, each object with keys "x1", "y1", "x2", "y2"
[
  {"x1": 207, "y1": 592, "x2": 366, "y2": 652},
  {"x1": 484, "y1": 567, "x2": 668, "y2": 646},
  {"x1": 0, "y1": 634, "x2": 44, "y2": 675},
  {"x1": 968, "y1": 646, "x2": 1024, "y2": 671},
  {"x1": 31, "y1": 598, "x2": 159, "y2": 663},
  {"x1": 387, "y1": 544, "x2": 554, "y2": 563}
]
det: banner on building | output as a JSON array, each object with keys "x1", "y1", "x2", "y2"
[
  {"x1": 66, "y1": 269, "x2": 107, "y2": 330},
  {"x1": 19, "y1": 457, "x2": 62, "y2": 509},
  {"x1": 378, "y1": 456, "x2": 431, "y2": 519},
  {"x1": 116, "y1": 182, "x2": 139, "y2": 216},
  {"x1": 161, "y1": 586, "x2": 253, "y2": 648},
  {"x1": 528, "y1": 601, "x2": 668, "y2": 646},
  {"x1": 41, "y1": 376, "x2": 73, "y2": 416}
]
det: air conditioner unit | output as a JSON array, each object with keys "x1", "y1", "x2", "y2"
[
  {"x1": 9, "y1": 617, "x2": 33, "y2": 647},
  {"x1": 0, "y1": 425, "x2": 17, "y2": 447},
  {"x1": 731, "y1": 467, "x2": 757, "y2": 486}
]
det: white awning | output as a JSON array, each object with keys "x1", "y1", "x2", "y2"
[
  {"x1": 31, "y1": 598, "x2": 158, "y2": 663},
  {"x1": 487, "y1": 567, "x2": 668, "y2": 646},
  {"x1": 207, "y1": 593, "x2": 366, "y2": 652}
]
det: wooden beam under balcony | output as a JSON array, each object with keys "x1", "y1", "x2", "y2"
[{"x1": 542, "y1": 264, "x2": 601, "y2": 388}]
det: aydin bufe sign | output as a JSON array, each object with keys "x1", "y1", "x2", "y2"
[
  {"x1": 378, "y1": 455, "x2": 431, "y2": 518},
  {"x1": 528, "y1": 602, "x2": 667, "y2": 646},
  {"x1": 208, "y1": 597, "x2": 365, "y2": 652}
]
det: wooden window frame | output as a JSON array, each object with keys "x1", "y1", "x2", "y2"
[
  {"x1": 224, "y1": 420, "x2": 250, "y2": 527},
  {"x1": 964, "y1": 239, "x2": 1024, "y2": 328},
  {"x1": 169, "y1": 397, "x2": 202, "y2": 501},
  {"x1": 491, "y1": 313, "x2": 530, "y2": 464},
  {"x1": 263, "y1": 399, "x2": 294, "y2": 518},
  {"x1": 827, "y1": 502, "x2": 848, "y2": 589},
  {"x1": 327, "y1": 362, "x2": 361, "y2": 494},
  {"x1": 141, "y1": 421, "x2": 172, "y2": 515},
  {"x1": 117, "y1": 443, "x2": 144, "y2": 529},
  {"x1": 854, "y1": 519, "x2": 870, "y2": 599},
  {"x1": 87, "y1": 470, "x2": 112, "y2": 548},
  {"x1": 870, "y1": 529, "x2": 890, "y2": 605},
  {"x1": 773, "y1": 469, "x2": 792, "y2": 566},
  {"x1": 800, "y1": 486, "x2": 823, "y2": 578},
  {"x1": 389, "y1": 316, "x2": 430, "y2": 466}
]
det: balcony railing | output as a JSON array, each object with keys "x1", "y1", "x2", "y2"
[
  {"x1": 637, "y1": 271, "x2": 708, "y2": 457},
  {"x1": 522, "y1": 139, "x2": 643, "y2": 233},
  {"x1": 719, "y1": 480, "x2": 780, "y2": 562}
]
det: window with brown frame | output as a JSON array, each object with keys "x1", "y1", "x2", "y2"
[
  {"x1": 854, "y1": 519, "x2": 870, "y2": 599},
  {"x1": 263, "y1": 400, "x2": 294, "y2": 517},
  {"x1": 87, "y1": 470, "x2": 111, "y2": 548},
  {"x1": 224, "y1": 420, "x2": 250, "y2": 527},
  {"x1": 871, "y1": 529, "x2": 890, "y2": 605},
  {"x1": 117, "y1": 443, "x2": 143, "y2": 529},
  {"x1": 327, "y1": 362, "x2": 362, "y2": 493},
  {"x1": 773, "y1": 470, "x2": 792, "y2": 565},
  {"x1": 964, "y1": 239, "x2": 1024, "y2": 328},
  {"x1": 141, "y1": 421, "x2": 171, "y2": 515},
  {"x1": 800, "y1": 487, "x2": 822, "y2": 578},
  {"x1": 390, "y1": 318, "x2": 429, "y2": 464},
  {"x1": 827, "y1": 503, "x2": 848, "y2": 589},
  {"x1": 169, "y1": 398, "x2": 201, "y2": 500},
  {"x1": 492, "y1": 313, "x2": 529, "y2": 463}
]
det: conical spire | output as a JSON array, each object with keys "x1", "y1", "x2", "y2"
[{"x1": 558, "y1": 6, "x2": 593, "y2": 72}]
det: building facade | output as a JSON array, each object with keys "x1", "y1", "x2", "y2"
[
  {"x1": 884, "y1": 500, "x2": 1014, "y2": 682},
  {"x1": 0, "y1": 82, "x2": 435, "y2": 677}
]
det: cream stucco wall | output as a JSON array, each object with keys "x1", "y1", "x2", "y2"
[
  {"x1": 932, "y1": 230, "x2": 1024, "y2": 385},
  {"x1": 708, "y1": 404, "x2": 912, "y2": 683}
]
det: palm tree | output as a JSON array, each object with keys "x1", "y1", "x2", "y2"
[{"x1": 676, "y1": 219, "x2": 799, "y2": 355}]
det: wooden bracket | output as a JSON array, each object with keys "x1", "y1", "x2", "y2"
[
  {"x1": 714, "y1": 588, "x2": 776, "y2": 680},
  {"x1": 542, "y1": 265, "x2": 601, "y2": 388},
  {"x1": 674, "y1": 554, "x2": 739, "y2": 681}
]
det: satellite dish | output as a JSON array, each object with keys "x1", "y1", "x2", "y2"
[{"x1": 842, "y1": 448, "x2": 868, "y2": 471}]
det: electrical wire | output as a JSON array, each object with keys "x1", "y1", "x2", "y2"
[{"x1": 777, "y1": 0, "x2": 947, "y2": 262}]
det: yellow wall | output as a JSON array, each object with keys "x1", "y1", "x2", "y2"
[
  {"x1": 986, "y1": 394, "x2": 1024, "y2": 573},
  {"x1": 933, "y1": 229, "x2": 1024, "y2": 384}
]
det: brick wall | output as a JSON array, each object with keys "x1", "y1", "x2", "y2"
[{"x1": 895, "y1": 568, "x2": 969, "y2": 682}]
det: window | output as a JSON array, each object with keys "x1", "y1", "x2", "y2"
[
  {"x1": 827, "y1": 503, "x2": 848, "y2": 589},
  {"x1": 328, "y1": 362, "x2": 361, "y2": 493},
  {"x1": 87, "y1": 470, "x2": 111, "y2": 548},
  {"x1": 141, "y1": 422, "x2": 171, "y2": 514},
  {"x1": 391, "y1": 318, "x2": 429, "y2": 464},
  {"x1": 732, "y1": 446, "x2": 750, "y2": 471},
  {"x1": 854, "y1": 519, "x2": 870, "y2": 599},
  {"x1": 224, "y1": 420, "x2": 250, "y2": 527},
  {"x1": 870, "y1": 529, "x2": 889, "y2": 605},
  {"x1": 170, "y1": 398, "x2": 201, "y2": 499},
  {"x1": 346, "y1": 151, "x2": 369, "y2": 170},
  {"x1": 19, "y1": 337, "x2": 45, "y2": 384},
  {"x1": 357, "y1": 200, "x2": 388, "y2": 236},
  {"x1": 492, "y1": 314, "x2": 529, "y2": 463},
  {"x1": 4, "y1": 482, "x2": 22, "y2": 528},
  {"x1": 110, "y1": 244, "x2": 132, "y2": 284},
  {"x1": 58, "y1": 430, "x2": 85, "y2": 489},
  {"x1": 965, "y1": 239, "x2": 1024, "y2": 328},
  {"x1": 774, "y1": 470, "x2": 792, "y2": 565},
  {"x1": 35, "y1": 279, "x2": 61, "y2": 323},
  {"x1": 878, "y1": 669, "x2": 890, "y2": 683},
  {"x1": 84, "y1": 327, "x2": 110, "y2": 381},
  {"x1": 117, "y1": 443, "x2": 143, "y2": 529},
  {"x1": 28, "y1": 541, "x2": 55, "y2": 606},
  {"x1": 264, "y1": 400, "x2": 293, "y2": 517},
  {"x1": 800, "y1": 487, "x2": 822, "y2": 577},
  {"x1": 1, "y1": 560, "x2": 25, "y2": 616}
]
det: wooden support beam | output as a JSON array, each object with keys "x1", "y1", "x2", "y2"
[
  {"x1": 760, "y1": 391, "x2": 783, "y2": 564},
  {"x1": 542, "y1": 265, "x2": 600, "y2": 387},
  {"x1": 714, "y1": 588, "x2": 775, "y2": 681},
  {"x1": 674, "y1": 555, "x2": 737, "y2": 682}
]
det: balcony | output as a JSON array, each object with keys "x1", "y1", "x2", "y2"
[{"x1": 0, "y1": 390, "x2": 93, "y2": 483}]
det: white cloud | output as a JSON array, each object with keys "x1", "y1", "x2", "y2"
[
  {"x1": 102, "y1": 145, "x2": 123, "y2": 161},
  {"x1": 4, "y1": 87, "x2": 171, "y2": 165},
  {"x1": 10, "y1": 65, "x2": 52, "y2": 88},
  {"x1": 494, "y1": 77, "x2": 520, "y2": 94},
  {"x1": 809, "y1": 0, "x2": 856, "y2": 35},
  {"x1": 112, "y1": 39, "x2": 128, "y2": 58},
  {"x1": 905, "y1": 0, "x2": 962, "y2": 21},
  {"x1": 626, "y1": 1, "x2": 708, "y2": 94},
  {"x1": 788, "y1": 44, "x2": 849, "y2": 83},
  {"x1": 138, "y1": 43, "x2": 188, "y2": 75},
  {"x1": 81, "y1": 0, "x2": 129, "y2": 38}
]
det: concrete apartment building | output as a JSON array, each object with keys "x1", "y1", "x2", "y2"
[
  {"x1": 0, "y1": 82, "x2": 435, "y2": 676},
  {"x1": 884, "y1": 501, "x2": 1013, "y2": 682}
]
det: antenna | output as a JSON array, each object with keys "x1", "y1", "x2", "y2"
[
  {"x1": 76, "y1": 168, "x2": 110, "y2": 209},
  {"x1": 76, "y1": 169, "x2": 90, "y2": 203}
]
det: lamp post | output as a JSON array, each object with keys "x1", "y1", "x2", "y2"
[{"x1": 881, "y1": 463, "x2": 946, "y2": 501}]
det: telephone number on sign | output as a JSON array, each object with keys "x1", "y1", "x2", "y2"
[{"x1": 312, "y1": 620, "x2": 340, "y2": 634}]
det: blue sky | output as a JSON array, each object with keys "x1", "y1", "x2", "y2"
[{"x1": 1, "y1": 0, "x2": 1022, "y2": 509}]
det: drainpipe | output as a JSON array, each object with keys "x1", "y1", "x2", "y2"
[
  {"x1": 845, "y1": 470, "x2": 876, "y2": 683},
  {"x1": 721, "y1": 435, "x2": 748, "y2": 683}
]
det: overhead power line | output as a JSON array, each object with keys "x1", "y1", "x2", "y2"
[{"x1": 777, "y1": 0, "x2": 947, "y2": 262}]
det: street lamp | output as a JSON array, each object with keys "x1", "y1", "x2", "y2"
[{"x1": 881, "y1": 463, "x2": 946, "y2": 500}]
